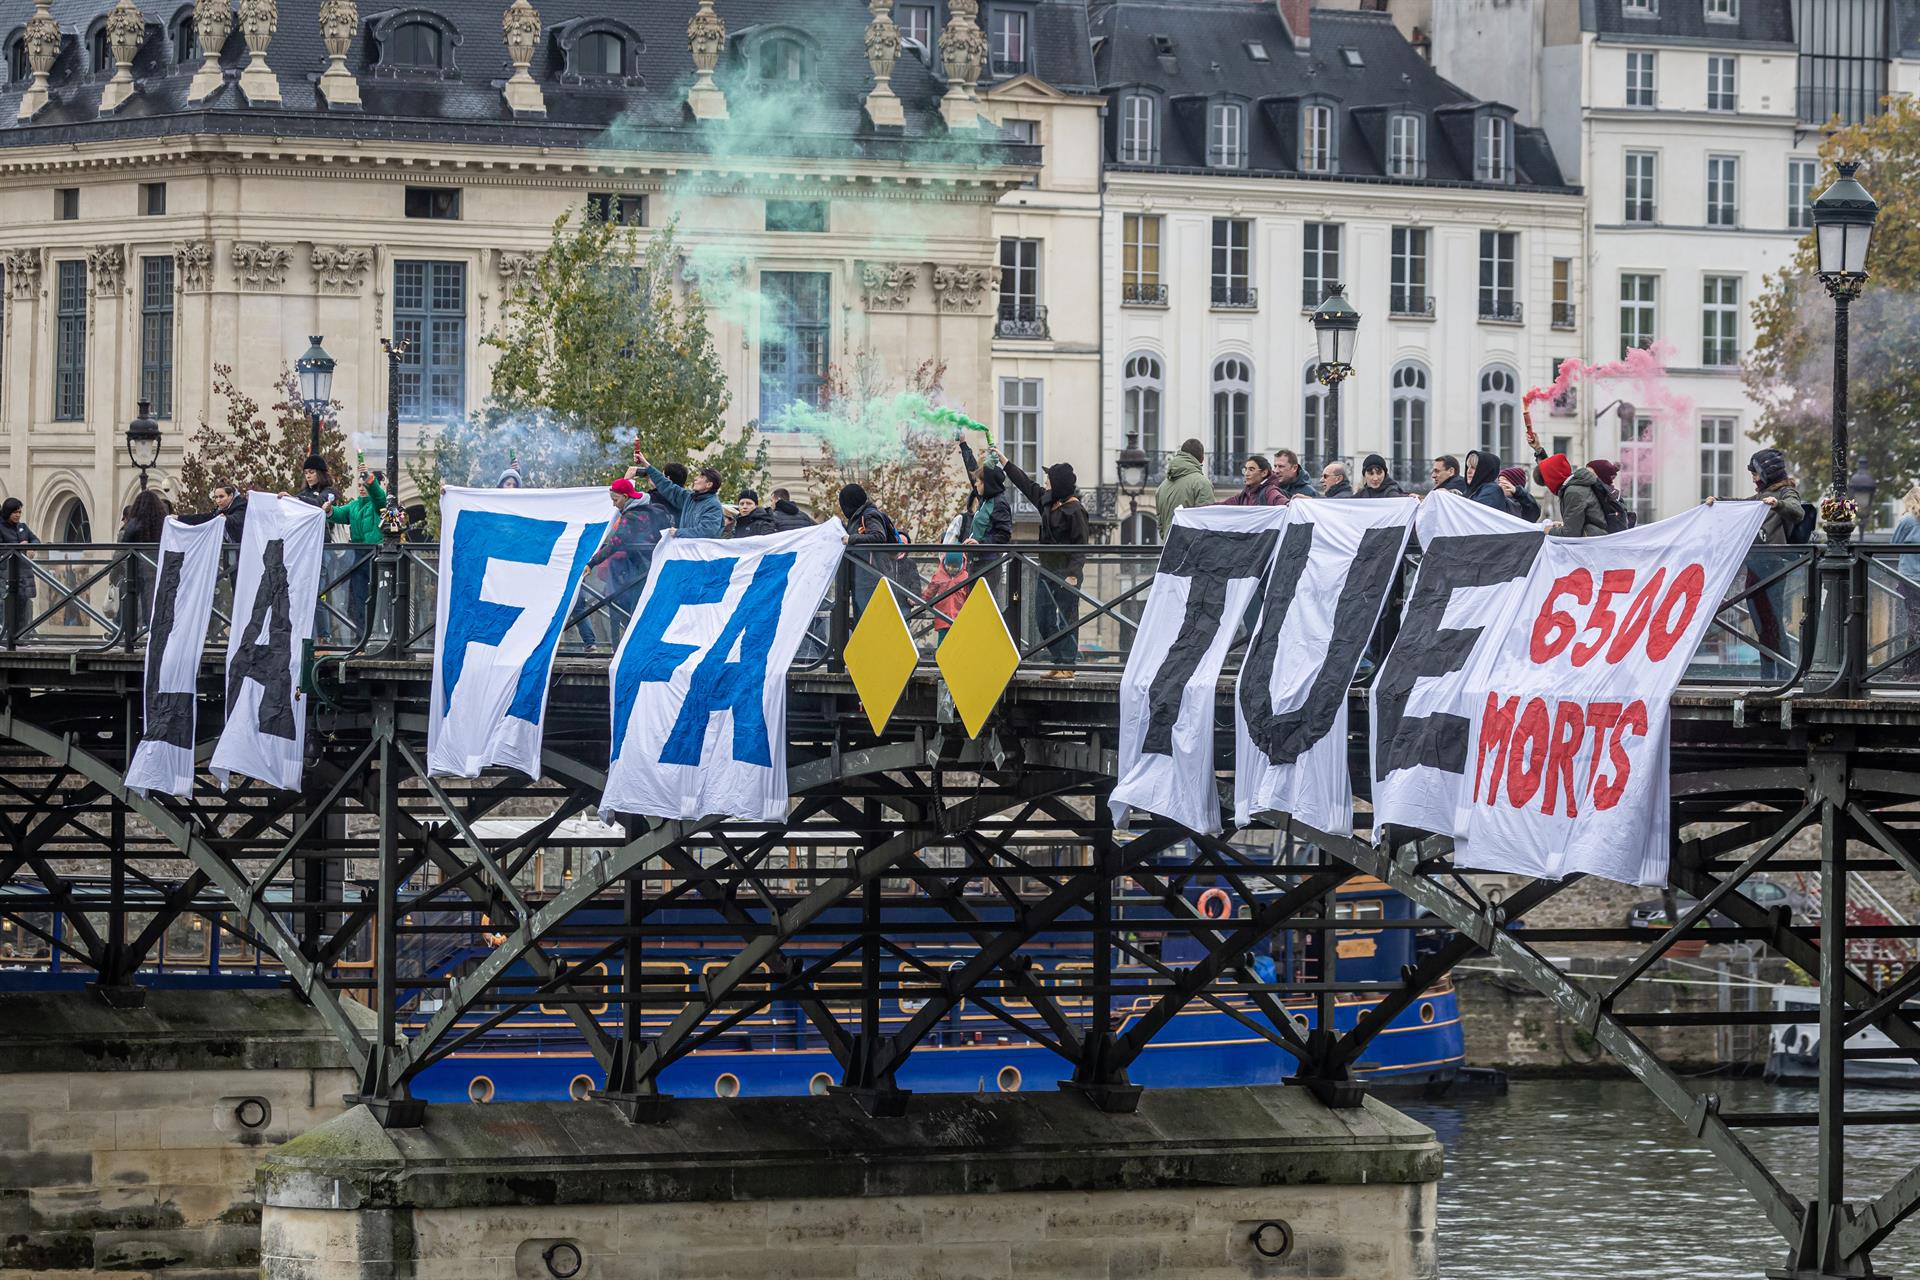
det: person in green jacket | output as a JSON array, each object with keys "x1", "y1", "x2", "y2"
[
  {"x1": 1154, "y1": 438, "x2": 1214, "y2": 530},
  {"x1": 326, "y1": 469, "x2": 387, "y2": 635}
]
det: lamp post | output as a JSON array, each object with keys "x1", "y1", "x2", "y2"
[
  {"x1": 1116, "y1": 430, "x2": 1149, "y2": 540},
  {"x1": 1810, "y1": 161, "x2": 1878, "y2": 544},
  {"x1": 377, "y1": 337, "x2": 410, "y2": 540},
  {"x1": 294, "y1": 335, "x2": 336, "y2": 460},
  {"x1": 1310, "y1": 283, "x2": 1360, "y2": 389},
  {"x1": 1594, "y1": 398, "x2": 1639, "y2": 462},
  {"x1": 125, "y1": 401, "x2": 161, "y2": 490}
]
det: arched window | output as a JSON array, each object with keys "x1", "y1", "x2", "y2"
[
  {"x1": 170, "y1": 10, "x2": 197, "y2": 63},
  {"x1": 1478, "y1": 364, "x2": 1519, "y2": 459},
  {"x1": 89, "y1": 23, "x2": 111, "y2": 73},
  {"x1": 759, "y1": 37, "x2": 807, "y2": 81},
  {"x1": 1211, "y1": 356, "x2": 1252, "y2": 476},
  {"x1": 1123, "y1": 352, "x2": 1163, "y2": 457},
  {"x1": 1390, "y1": 360, "x2": 1429, "y2": 485},
  {"x1": 7, "y1": 37, "x2": 27, "y2": 83},
  {"x1": 387, "y1": 21, "x2": 442, "y2": 67},
  {"x1": 1302, "y1": 361, "x2": 1340, "y2": 468},
  {"x1": 578, "y1": 29, "x2": 623, "y2": 76},
  {"x1": 58, "y1": 498, "x2": 91, "y2": 543}
]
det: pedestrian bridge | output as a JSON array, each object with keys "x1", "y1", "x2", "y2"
[{"x1": 2, "y1": 538, "x2": 1919, "y2": 1278}]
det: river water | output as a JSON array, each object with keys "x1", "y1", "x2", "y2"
[{"x1": 1403, "y1": 1078, "x2": 1920, "y2": 1278}]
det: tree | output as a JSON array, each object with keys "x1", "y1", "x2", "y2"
[
  {"x1": 799, "y1": 353, "x2": 975, "y2": 542},
  {"x1": 176, "y1": 364, "x2": 349, "y2": 516},
  {"x1": 1746, "y1": 97, "x2": 1920, "y2": 498},
  {"x1": 413, "y1": 211, "x2": 760, "y2": 532}
]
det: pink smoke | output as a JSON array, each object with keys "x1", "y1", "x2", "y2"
[{"x1": 1522, "y1": 341, "x2": 1694, "y2": 438}]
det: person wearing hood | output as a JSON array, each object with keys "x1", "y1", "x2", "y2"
[
  {"x1": 1355, "y1": 454, "x2": 1406, "y2": 498},
  {"x1": 497, "y1": 459, "x2": 523, "y2": 488},
  {"x1": 956, "y1": 439, "x2": 1013, "y2": 544},
  {"x1": 728, "y1": 488, "x2": 778, "y2": 538},
  {"x1": 1498, "y1": 467, "x2": 1541, "y2": 522},
  {"x1": 839, "y1": 483, "x2": 916, "y2": 608},
  {"x1": 1529, "y1": 447, "x2": 1612, "y2": 538},
  {"x1": 1273, "y1": 450, "x2": 1317, "y2": 500},
  {"x1": 1221, "y1": 455, "x2": 1286, "y2": 506},
  {"x1": 635, "y1": 449, "x2": 725, "y2": 539},
  {"x1": 1156, "y1": 438, "x2": 1215, "y2": 522},
  {"x1": 1463, "y1": 450, "x2": 1514, "y2": 513},
  {"x1": 1319, "y1": 460, "x2": 1354, "y2": 499},
  {"x1": 767, "y1": 488, "x2": 813, "y2": 531},
  {"x1": 1000, "y1": 451, "x2": 1091, "y2": 672}
]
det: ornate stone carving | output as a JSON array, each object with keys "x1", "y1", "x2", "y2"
[
  {"x1": 863, "y1": 0, "x2": 903, "y2": 128},
  {"x1": 235, "y1": 0, "x2": 280, "y2": 104},
  {"x1": 931, "y1": 263, "x2": 997, "y2": 311},
  {"x1": 188, "y1": 0, "x2": 231, "y2": 102},
  {"x1": 173, "y1": 239, "x2": 214, "y2": 290},
  {"x1": 678, "y1": 252, "x2": 745, "y2": 301},
  {"x1": 87, "y1": 245, "x2": 124, "y2": 296},
  {"x1": 4, "y1": 250, "x2": 42, "y2": 300},
  {"x1": 232, "y1": 240, "x2": 291, "y2": 289},
  {"x1": 859, "y1": 260, "x2": 917, "y2": 311},
  {"x1": 100, "y1": 0, "x2": 146, "y2": 113},
  {"x1": 501, "y1": 0, "x2": 545, "y2": 115},
  {"x1": 937, "y1": 0, "x2": 985, "y2": 129},
  {"x1": 310, "y1": 244, "x2": 373, "y2": 294},
  {"x1": 17, "y1": 0, "x2": 61, "y2": 120},
  {"x1": 497, "y1": 250, "x2": 541, "y2": 283},
  {"x1": 686, "y1": 0, "x2": 727, "y2": 120},
  {"x1": 316, "y1": 0, "x2": 360, "y2": 108}
]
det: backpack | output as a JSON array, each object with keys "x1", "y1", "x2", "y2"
[
  {"x1": 1580, "y1": 480, "x2": 1637, "y2": 534},
  {"x1": 1786, "y1": 499, "x2": 1818, "y2": 545}
]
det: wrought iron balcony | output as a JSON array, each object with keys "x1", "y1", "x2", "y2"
[
  {"x1": 1478, "y1": 298, "x2": 1524, "y2": 324},
  {"x1": 989, "y1": 56, "x2": 1031, "y2": 78},
  {"x1": 1552, "y1": 301, "x2": 1577, "y2": 330},
  {"x1": 995, "y1": 302, "x2": 1050, "y2": 340},
  {"x1": 1211, "y1": 283, "x2": 1258, "y2": 310},
  {"x1": 1122, "y1": 281, "x2": 1169, "y2": 307},
  {"x1": 1389, "y1": 293, "x2": 1435, "y2": 319}
]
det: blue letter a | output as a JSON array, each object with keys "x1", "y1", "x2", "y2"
[{"x1": 661, "y1": 553, "x2": 796, "y2": 767}]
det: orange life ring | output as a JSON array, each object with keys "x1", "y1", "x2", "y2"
[{"x1": 1198, "y1": 888, "x2": 1232, "y2": 920}]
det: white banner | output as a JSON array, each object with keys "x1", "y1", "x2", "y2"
[
  {"x1": 123, "y1": 516, "x2": 225, "y2": 798},
  {"x1": 429, "y1": 486, "x2": 612, "y2": 778},
  {"x1": 210, "y1": 494, "x2": 325, "y2": 791},
  {"x1": 600, "y1": 519, "x2": 844, "y2": 822},
  {"x1": 1109, "y1": 505, "x2": 1290, "y2": 835},
  {"x1": 1451, "y1": 501, "x2": 1766, "y2": 884},
  {"x1": 1235, "y1": 496, "x2": 1417, "y2": 831},
  {"x1": 1369, "y1": 494, "x2": 1545, "y2": 841}
]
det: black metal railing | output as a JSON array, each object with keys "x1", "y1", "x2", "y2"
[
  {"x1": 1121, "y1": 281, "x2": 1168, "y2": 306},
  {"x1": 1210, "y1": 283, "x2": 1257, "y2": 310},
  {"x1": 1389, "y1": 293, "x2": 1435, "y2": 319},
  {"x1": 995, "y1": 302, "x2": 1050, "y2": 340},
  {"x1": 1478, "y1": 297, "x2": 1523, "y2": 323}
]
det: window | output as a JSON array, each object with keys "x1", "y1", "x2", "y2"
[
  {"x1": 1624, "y1": 151, "x2": 1656, "y2": 222},
  {"x1": 1209, "y1": 101, "x2": 1246, "y2": 168},
  {"x1": 587, "y1": 192, "x2": 644, "y2": 226},
  {"x1": 8, "y1": 37, "x2": 27, "y2": 82},
  {"x1": 55, "y1": 261, "x2": 86, "y2": 422},
  {"x1": 1302, "y1": 222, "x2": 1340, "y2": 308},
  {"x1": 1706, "y1": 0, "x2": 1737, "y2": 17},
  {"x1": 1390, "y1": 226, "x2": 1429, "y2": 316},
  {"x1": 1122, "y1": 213, "x2": 1163, "y2": 304},
  {"x1": 759, "y1": 271, "x2": 830, "y2": 423},
  {"x1": 171, "y1": 12, "x2": 196, "y2": 63},
  {"x1": 1120, "y1": 94, "x2": 1156, "y2": 163},
  {"x1": 998, "y1": 238, "x2": 1045, "y2": 337},
  {"x1": 1702, "y1": 274, "x2": 1740, "y2": 366},
  {"x1": 1211, "y1": 357, "x2": 1252, "y2": 476},
  {"x1": 1796, "y1": 0, "x2": 1887, "y2": 125},
  {"x1": 1301, "y1": 102, "x2": 1334, "y2": 172},
  {"x1": 765, "y1": 199, "x2": 827, "y2": 232},
  {"x1": 1552, "y1": 257, "x2": 1575, "y2": 329},
  {"x1": 899, "y1": 4, "x2": 933, "y2": 50},
  {"x1": 1620, "y1": 273, "x2": 1658, "y2": 358},
  {"x1": 1246, "y1": 41, "x2": 1269, "y2": 62},
  {"x1": 140, "y1": 256, "x2": 174, "y2": 419},
  {"x1": 386, "y1": 21, "x2": 442, "y2": 68},
  {"x1": 577, "y1": 30, "x2": 623, "y2": 76},
  {"x1": 1707, "y1": 54, "x2": 1736, "y2": 110},
  {"x1": 1620, "y1": 414, "x2": 1655, "y2": 523},
  {"x1": 1211, "y1": 218, "x2": 1253, "y2": 308},
  {"x1": 1626, "y1": 51, "x2": 1655, "y2": 108},
  {"x1": 1477, "y1": 365, "x2": 1518, "y2": 459},
  {"x1": 393, "y1": 260, "x2": 466, "y2": 422},
  {"x1": 1624, "y1": 0, "x2": 1656, "y2": 12},
  {"x1": 1789, "y1": 158, "x2": 1818, "y2": 230},
  {"x1": 1302, "y1": 361, "x2": 1340, "y2": 467},
  {"x1": 89, "y1": 24, "x2": 110, "y2": 73},
  {"x1": 1477, "y1": 113, "x2": 1511, "y2": 183},
  {"x1": 1123, "y1": 352, "x2": 1163, "y2": 455},
  {"x1": 1707, "y1": 154, "x2": 1739, "y2": 227},
  {"x1": 405, "y1": 186, "x2": 461, "y2": 219},
  {"x1": 1478, "y1": 230, "x2": 1518, "y2": 322},
  {"x1": 1700, "y1": 416, "x2": 1737, "y2": 500},
  {"x1": 759, "y1": 37, "x2": 807, "y2": 81},
  {"x1": 1341, "y1": 46, "x2": 1364, "y2": 67},
  {"x1": 988, "y1": 8, "x2": 1028, "y2": 74},
  {"x1": 55, "y1": 188, "x2": 78, "y2": 220},
  {"x1": 998, "y1": 379, "x2": 1041, "y2": 506},
  {"x1": 1390, "y1": 361, "x2": 1429, "y2": 484},
  {"x1": 1003, "y1": 117, "x2": 1038, "y2": 144},
  {"x1": 1387, "y1": 112, "x2": 1423, "y2": 177},
  {"x1": 141, "y1": 182, "x2": 166, "y2": 216}
]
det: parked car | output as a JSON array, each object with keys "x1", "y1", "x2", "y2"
[{"x1": 1624, "y1": 878, "x2": 1816, "y2": 931}]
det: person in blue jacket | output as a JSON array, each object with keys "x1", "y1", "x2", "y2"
[
  {"x1": 1463, "y1": 450, "x2": 1516, "y2": 514},
  {"x1": 634, "y1": 448, "x2": 724, "y2": 538}
]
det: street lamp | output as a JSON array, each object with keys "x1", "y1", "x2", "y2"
[
  {"x1": 1116, "y1": 430, "x2": 1150, "y2": 543},
  {"x1": 1310, "y1": 283, "x2": 1360, "y2": 387},
  {"x1": 294, "y1": 335, "x2": 336, "y2": 460},
  {"x1": 378, "y1": 337, "x2": 411, "y2": 539},
  {"x1": 1811, "y1": 161, "x2": 1879, "y2": 543},
  {"x1": 125, "y1": 401, "x2": 160, "y2": 490}
]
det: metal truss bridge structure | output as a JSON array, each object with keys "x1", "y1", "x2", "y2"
[{"x1": 3, "y1": 536, "x2": 1920, "y2": 1278}]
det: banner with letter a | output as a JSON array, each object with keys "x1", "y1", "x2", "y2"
[
  {"x1": 1109, "y1": 505, "x2": 1288, "y2": 836},
  {"x1": 1235, "y1": 496, "x2": 1416, "y2": 832},
  {"x1": 123, "y1": 516, "x2": 225, "y2": 797},
  {"x1": 210, "y1": 494, "x2": 324, "y2": 791},
  {"x1": 1370, "y1": 494, "x2": 1545, "y2": 841},
  {"x1": 429, "y1": 486, "x2": 611, "y2": 778},
  {"x1": 600, "y1": 519, "x2": 843, "y2": 822},
  {"x1": 1452, "y1": 500, "x2": 1766, "y2": 884}
]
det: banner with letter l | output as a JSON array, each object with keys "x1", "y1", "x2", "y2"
[{"x1": 123, "y1": 516, "x2": 225, "y2": 798}]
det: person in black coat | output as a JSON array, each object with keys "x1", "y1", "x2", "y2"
[
  {"x1": 728, "y1": 489, "x2": 779, "y2": 538},
  {"x1": 767, "y1": 488, "x2": 814, "y2": 531},
  {"x1": 1499, "y1": 467, "x2": 1541, "y2": 523},
  {"x1": 1430, "y1": 455, "x2": 1469, "y2": 495},
  {"x1": 0, "y1": 497, "x2": 40, "y2": 624},
  {"x1": 183, "y1": 483, "x2": 249, "y2": 544},
  {"x1": 118, "y1": 488, "x2": 168, "y2": 630},
  {"x1": 956, "y1": 440, "x2": 1013, "y2": 545},
  {"x1": 1355, "y1": 454, "x2": 1407, "y2": 498},
  {"x1": 1000, "y1": 452, "x2": 1091, "y2": 672},
  {"x1": 1463, "y1": 450, "x2": 1516, "y2": 513}
]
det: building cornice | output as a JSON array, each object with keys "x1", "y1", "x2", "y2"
[
  {"x1": 1103, "y1": 162, "x2": 1581, "y2": 200},
  {"x1": 1101, "y1": 171, "x2": 1587, "y2": 223}
]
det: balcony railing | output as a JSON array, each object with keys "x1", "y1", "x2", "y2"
[
  {"x1": 988, "y1": 56, "x2": 1030, "y2": 78},
  {"x1": 1211, "y1": 283, "x2": 1257, "y2": 310},
  {"x1": 1389, "y1": 293, "x2": 1435, "y2": 319},
  {"x1": 1122, "y1": 281, "x2": 1168, "y2": 307},
  {"x1": 995, "y1": 302, "x2": 1050, "y2": 340},
  {"x1": 1552, "y1": 301, "x2": 1576, "y2": 330},
  {"x1": 1478, "y1": 298, "x2": 1523, "y2": 324}
]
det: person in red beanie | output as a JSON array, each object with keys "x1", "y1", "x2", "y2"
[
  {"x1": 1530, "y1": 444, "x2": 1618, "y2": 537},
  {"x1": 575, "y1": 476, "x2": 665, "y2": 651}
]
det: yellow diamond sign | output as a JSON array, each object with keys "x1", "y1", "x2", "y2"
[
  {"x1": 843, "y1": 580, "x2": 919, "y2": 736},
  {"x1": 936, "y1": 583, "x2": 1019, "y2": 738}
]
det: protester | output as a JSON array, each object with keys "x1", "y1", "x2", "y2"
[
  {"x1": 635, "y1": 450, "x2": 724, "y2": 539},
  {"x1": 0, "y1": 497, "x2": 40, "y2": 617},
  {"x1": 1273, "y1": 450, "x2": 1316, "y2": 500},
  {"x1": 182, "y1": 483, "x2": 249, "y2": 544},
  {"x1": 325, "y1": 469, "x2": 388, "y2": 635},
  {"x1": 1355, "y1": 454, "x2": 1406, "y2": 499},
  {"x1": 118, "y1": 488, "x2": 167, "y2": 630},
  {"x1": 1740, "y1": 449, "x2": 1807, "y2": 545},
  {"x1": 1499, "y1": 466, "x2": 1540, "y2": 522},
  {"x1": 729, "y1": 488, "x2": 777, "y2": 538},
  {"x1": 1713, "y1": 449, "x2": 1807, "y2": 679},
  {"x1": 1527, "y1": 446, "x2": 1604, "y2": 537},
  {"x1": 1895, "y1": 483, "x2": 1920, "y2": 675},
  {"x1": 296, "y1": 455, "x2": 341, "y2": 513},
  {"x1": 497, "y1": 459, "x2": 523, "y2": 489},
  {"x1": 956, "y1": 440, "x2": 1013, "y2": 545},
  {"x1": 767, "y1": 488, "x2": 813, "y2": 531},
  {"x1": 1156, "y1": 438, "x2": 1214, "y2": 519},
  {"x1": 923, "y1": 552, "x2": 970, "y2": 647},
  {"x1": 1221, "y1": 454, "x2": 1285, "y2": 507},
  {"x1": 843, "y1": 484, "x2": 900, "y2": 545},
  {"x1": 1319, "y1": 460, "x2": 1354, "y2": 499},
  {"x1": 579, "y1": 477, "x2": 655, "y2": 651},
  {"x1": 1463, "y1": 451, "x2": 1513, "y2": 513},
  {"x1": 1430, "y1": 455, "x2": 1467, "y2": 495},
  {"x1": 999, "y1": 450, "x2": 1090, "y2": 674}
]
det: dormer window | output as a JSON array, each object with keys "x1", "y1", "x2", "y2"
[
  {"x1": 7, "y1": 37, "x2": 28, "y2": 83},
  {"x1": 388, "y1": 22, "x2": 441, "y2": 67},
  {"x1": 368, "y1": 9, "x2": 461, "y2": 76},
  {"x1": 1209, "y1": 101, "x2": 1246, "y2": 168},
  {"x1": 579, "y1": 30, "x2": 622, "y2": 75},
  {"x1": 1119, "y1": 92, "x2": 1157, "y2": 164},
  {"x1": 899, "y1": 4, "x2": 933, "y2": 50},
  {"x1": 1387, "y1": 111, "x2": 1424, "y2": 177},
  {"x1": 552, "y1": 20, "x2": 639, "y2": 82},
  {"x1": 88, "y1": 23, "x2": 110, "y2": 74},
  {"x1": 170, "y1": 10, "x2": 196, "y2": 63},
  {"x1": 1301, "y1": 101, "x2": 1336, "y2": 173},
  {"x1": 1245, "y1": 41, "x2": 1268, "y2": 62},
  {"x1": 988, "y1": 7, "x2": 1028, "y2": 76},
  {"x1": 1705, "y1": 0, "x2": 1737, "y2": 17},
  {"x1": 1476, "y1": 111, "x2": 1513, "y2": 183},
  {"x1": 759, "y1": 36, "x2": 808, "y2": 81}
]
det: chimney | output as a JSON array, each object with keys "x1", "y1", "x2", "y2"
[{"x1": 1277, "y1": 0, "x2": 1309, "y2": 49}]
